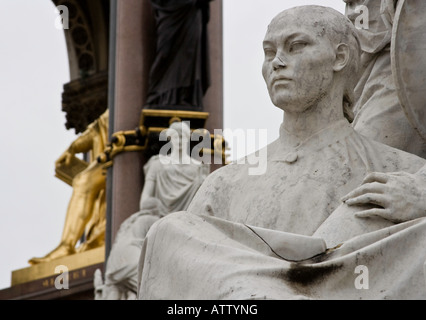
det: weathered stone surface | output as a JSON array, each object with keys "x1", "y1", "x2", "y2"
[{"x1": 137, "y1": 5, "x2": 426, "y2": 300}]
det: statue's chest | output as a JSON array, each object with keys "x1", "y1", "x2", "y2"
[{"x1": 227, "y1": 160, "x2": 360, "y2": 235}]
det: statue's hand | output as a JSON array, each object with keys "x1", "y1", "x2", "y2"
[
  {"x1": 341, "y1": 172, "x2": 426, "y2": 223},
  {"x1": 56, "y1": 148, "x2": 74, "y2": 168}
]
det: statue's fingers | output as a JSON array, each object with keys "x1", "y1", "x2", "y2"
[
  {"x1": 385, "y1": 171, "x2": 409, "y2": 178},
  {"x1": 341, "y1": 189, "x2": 357, "y2": 203},
  {"x1": 65, "y1": 154, "x2": 73, "y2": 166},
  {"x1": 355, "y1": 208, "x2": 391, "y2": 220},
  {"x1": 362, "y1": 172, "x2": 389, "y2": 184},
  {"x1": 341, "y1": 182, "x2": 385, "y2": 203},
  {"x1": 344, "y1": 193, "x2": 389, "y2": 208},
  {"x1": 55, "y1": 155, "x2": 66, "y2": 167},
  {"x1": 341, "y1": 185, "x2": 368, "y2": 202}
]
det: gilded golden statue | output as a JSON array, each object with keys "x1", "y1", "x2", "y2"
[{"x1": 29, "y1": 110, "x2": 109, "y2": 265}]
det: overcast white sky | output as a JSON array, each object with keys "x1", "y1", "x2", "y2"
[{"x1": 0, "y1": 0, "x2": 344, "y2": 290}]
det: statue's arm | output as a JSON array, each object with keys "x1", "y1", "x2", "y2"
[
  {"x1": 341, "y1": 164, "x2": 426, "y2": 223},
  {"x1": 139, "y1": 180, "x2": 156, "y2": 210},
  {"x1": 139, "y1": 158, "x2": 161, "y2": 209},
  {"x1": 56, "y1": 121, "x2": 97, "y2": 167}
]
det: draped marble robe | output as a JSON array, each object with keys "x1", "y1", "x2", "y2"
[
  {"x1": 137, "y1": 119, "x2": 426, "y2": 300},
  {"x1": 348, "y1": 0, "x2": 426, "y2": 158},
  {"x1": 142, "y1": 154, "x2": 210, "y2": 213},
  {"x1": 100, "y1": 155, "x2": 209, "y2": 299}
]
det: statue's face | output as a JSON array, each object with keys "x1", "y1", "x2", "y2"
[
  {"x1": 167, "y1": 128, "x2": 184, "y2": 151},
  {"x1": 262, "y1": 11, "x2": 337, "y2": 113},
  {"x1": 166, "y1": 124, "x2": 191, "y2": 155}
]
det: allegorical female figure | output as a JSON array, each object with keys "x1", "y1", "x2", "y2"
[
  {"x1": 344, "y1": 0, "x2": 426, "y2": 158},
  {"x1": 95, "y1": 122, "x2": 210, "y2": 299},
  {"x1": 145, "y1": 0, "x2": 213, "y2": 111}
]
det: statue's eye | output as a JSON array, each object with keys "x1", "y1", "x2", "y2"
[
  {"x1": 289, "y1": 42, "x2": 307, "y2": 53},
  {"x1": 264, "y1": 48, "x2": 276, "y2": 59}
]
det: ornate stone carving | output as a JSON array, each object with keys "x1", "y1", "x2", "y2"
[
  {"x1": 52, "y1": 0, "x2": 109, "y2": 133},
  {"x1": 61, "y1": 71, "x2": 108, "y2": 134}
]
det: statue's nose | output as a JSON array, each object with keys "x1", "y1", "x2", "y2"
[{"x1": 272, "y1": 55, "x2": 287, "y2": 71}]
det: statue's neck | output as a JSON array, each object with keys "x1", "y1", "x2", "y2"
[
  {"x1": 169, "y1": 149, "x2": 192, "y2": 164},
  {"x1": 281, "y1": 100, "x2": 344, "y2": 148}
]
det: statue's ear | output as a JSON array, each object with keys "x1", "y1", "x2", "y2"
[{"x1": 333, "y1": 43, "x2": 350, "y2": 72}]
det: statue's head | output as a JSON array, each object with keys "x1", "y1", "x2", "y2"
[
  {"x1": 262, "y1": 5, "x2": 360, "y2": 120},
  {"x1": 166, "y1": 121, "x2": 191, "y2": 152}
]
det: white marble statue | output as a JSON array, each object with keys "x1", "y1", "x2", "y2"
[
  {"x1": 344, "y1": 0, "x2": 426, "y2": 158},
  {"x1": 95, "y1": 122, "x2": 210, "y2": 300},
  {"x1": 340, "y1": 0, "x2": 426, "y2": 222},
  {"x1": 137, "y1": 6, "x2": 426, "y2": 300}
]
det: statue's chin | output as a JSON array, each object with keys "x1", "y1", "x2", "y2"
[{"x1": 272, "y1": 101, "x2": 312, "y2": 115}]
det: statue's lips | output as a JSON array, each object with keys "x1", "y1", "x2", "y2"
[{"x1": 272, "y1": 77, "x2": 292, "y2": 86}]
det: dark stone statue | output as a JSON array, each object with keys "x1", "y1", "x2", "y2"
[{"x1": 145, "y1": 0, "x2": 213, "y2": 111}]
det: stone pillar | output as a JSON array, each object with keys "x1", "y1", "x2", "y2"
[
  {"x1": 106, "y1": 0, "x2": 156, "y2": 250},
  {"x1": 106, "y1": 0, "x2": 223, "y2": 254},
  {"x1": 203, "y1": 0, "x2": 224, "y2": 134}
]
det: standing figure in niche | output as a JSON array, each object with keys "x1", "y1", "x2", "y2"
[
  {"x1": 145, "y1": 0, "x2": 213, "y2": 111},
  {"x1": 95, "y1": 122, "x2": 210, "y2": 299}
]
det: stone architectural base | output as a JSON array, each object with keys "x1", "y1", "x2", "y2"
[{"x1": 0, "y1": 247, "x2": 104, "y2": 300}]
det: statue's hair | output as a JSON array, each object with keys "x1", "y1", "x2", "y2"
[{"x1": 272, "y1": 6, "x2": 361, "y2": 122}]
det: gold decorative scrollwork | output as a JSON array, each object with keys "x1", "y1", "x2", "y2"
[{"x1": 98, "y1": 109, "x2": 228, "y2": 165}]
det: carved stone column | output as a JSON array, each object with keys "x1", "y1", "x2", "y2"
[
  {"x1": 106, "y1": 0, "x2": 156, "y2": 252},
  {"x1": 106, "y1": 0, "x2": 223, "y2": 254}
]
